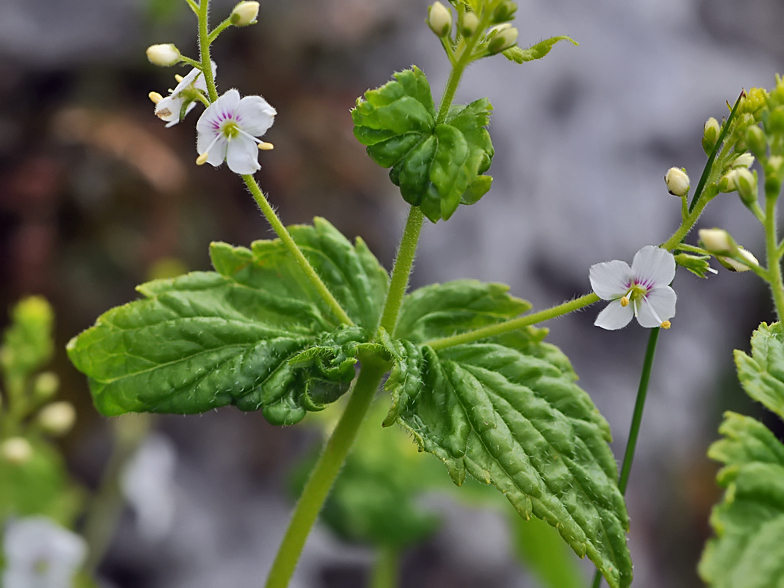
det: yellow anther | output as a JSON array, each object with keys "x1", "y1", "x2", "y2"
[
  {"x1": 258, "y1": 141, "x2": 274, "y2": 151},
  {"x1": 620, "y1": 296, "x2": 629, "y2": 307},
  {"x1": 195, "y1": 152, "x2": 209, "y2": 165},
  {"x1": 148, "y1": 91, "x2": 163, "y2": 104},
  {"x1": 661, "y1": 321, "x2": 671, "y2": 329},
  {"x1": 174, "y1": 74, "x2": 184, "y2": 83}
]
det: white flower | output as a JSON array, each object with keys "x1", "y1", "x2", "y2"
[
  {"x1": 590, "y1": 245, "x2": 677, "y2": 330},
  {"x1": 151, "y1": 62, "x2": 216, "y2": 128},
  {"x1": 1, "y1": 437, "x2": 33, "y2": 464},
  {"x1": 427, "y1": 2, "x2": 452, "y2": 37},
  {"x1": 146, "y1": 43, "x2": 181, "y2": 67},
  {"x1": 230, "y1": 1, "x2": 260, "y2": 26},
  {"x1": 3, "y1": 517, "x2": 87, "y2": 588},
  {"x1": 196, "y1": 89, "x2": 276, "y2": 175},
  {"x1": 665, "y1": 167, "x2": 690, "y2": 197}
]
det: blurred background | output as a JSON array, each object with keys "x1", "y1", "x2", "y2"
[{"x1": 1, "y1": 0, "x2": 783, "y2": 586}]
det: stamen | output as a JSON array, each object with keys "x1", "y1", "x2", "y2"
[
  {"x1": 149, "y1": 92, "x2": 163, "y2": 104},
  {"x1": 175, "y1": 74, "x2": 184, "y2": 83},
  {"x1": 155, "y1": 108, "x2": 172, "y2": 119},
  {"x1": 258, "y1": 142, "x2": 274, "y2": 151},
  {"x1": 620, "y1": 296, "x2": 629, "y2": 307},
  {"x1": 642, "y1": 296, "x2": 664, "y2": 325},
  {"x1": 196, "y1": 153, "x2": 209, "y2": 165},
  {"x1": 661, "y1": 321, "x2": 672, "y2": 329}
]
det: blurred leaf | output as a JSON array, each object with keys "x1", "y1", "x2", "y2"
[
  {"x1": 512, "y1": 516, "x2": 585, "y2": 588},
  {"x1": 734, "y1": 321, "x2": 784, "y2": 419},
  {"x1": 503, "y1": 36, "x2": 578, "y2": 64},
  {"x1": 67, "y1": 219, "x2": 388, "y2": 424},
  {"x1": 352, "y1": 68, "x2": 494, "y2": 222},
  {"x1": 383, "y1": 281, "x2": 631, "y2": 588},
  {"x1": 0, "y1": 441, "x2": 84, "y2": 527}
]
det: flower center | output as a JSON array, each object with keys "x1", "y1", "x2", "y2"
[
  {"x1": 624, "y1": 283, "x2": 648, "y2": 303},
  {"x1": 221, "y1": 120, "x2": 240, "y2": 140}
]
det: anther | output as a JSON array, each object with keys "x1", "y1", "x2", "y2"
[
  {"x1": 257, "y1": 141, "x2": 274, "y2": 151},
  {"x1": 661, "y1": 321, "x2": 671, "y2": 329},
  {"x1": 175, "y1": 74, "x2": 184, "y2": 83},
  {"x1": 196, "y1": 153, "x2": 209, "y2": 165},
  {"x1": 620, "y1": 296, "x2": 629, "y2": 307},
  {"x1": 149, "y1": 92, "x2": 163, "y2": 104}
]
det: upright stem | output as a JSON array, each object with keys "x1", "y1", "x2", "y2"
[
  {"x1": 590, "y1": 328, "x2": 660, "y2": 588},
  {"x1": 243, "y1": 177, "x2": 353, "y2": 326},
  {"x1": 197, "y1": 1, "x2": 218, "y2": 103},
  {"x1": 370, "y1": 547, "x2": 400, "y2": 588},
  {"x1": 264, "y1": 358, "x2": 388, "y2": 588},
  {"x1": 764, "y1": 196, "x2": 784, "y2": 320},
  {"x1": 378, "y1": 207, "x2": 425, "y2": 335}
]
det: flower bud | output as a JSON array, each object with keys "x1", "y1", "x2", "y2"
[
  {"x1": 718, "y1": 247, "x2": 759, "y2": 272},
  {"x1": 767, "y1": 106, "x2": 784, "y2": 135},
  {"x1": 674, "y1": 253, "x2": 715, "y2": 279},
  {"x1": 460, "y1": 12, "x2": 479, "y2": 37},
  {"x1": 487, "y1": 25, "x2": 518, "y2": 54},
  {"x1": 699, "y1": 228, "x2": 734, "y2": 255},
  {"x1": 746, "y1": 125, "x2": 767, "y2": 159},
  {"x1": 230, "y1": 1, "x2": 259, "y2": 26},
  {"x1": 37, "y1": 402, "x2": 76, "y2": 436},
  {"x1": 665, "y1": 167, "x2": 690, "y2": 197},
  {"x1": 765, "y1": 155, "x2": 784, "y2": 198},
  {"x1": 427, "y1": 2, "x2": 452, "y2": 37},
  {"x1": 492, "y1": 0, "x2": 517, "y2": 23},
  {"x1": 731, "y1": 153, "x2": 755, "y2": 169},
  {"x1": 146, "y1": 44, "x2": 181, "y2": 67},
  {"x1": 735, "y1": 168, "x2": 758, "y2": 207},
  {"x1": 1, "y1": 437, "x2": 33, "y2": 464},
  {"x1": 702, "y1": 117, "x2": 720, "y2": 154},
  {"x1": 718, "y1": 169, "x2": 740, "y2": 193},
  {"x1": 33, "y1": 371, "x2": 59, "y2": 401}
]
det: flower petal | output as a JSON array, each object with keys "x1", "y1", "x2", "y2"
[
  {"x1": 594, "y1": 299, "x2": 634, "y2": 330},
  {"x1": 172, "y1": 67, "x2": 201, "y2": 96},
  {"x1": 197, "y1": 89, "x2": 241, "y2": 136},
  {"x1": 205, "y1": 137, "x2": 229, "y2": 167},
  {"x1": 235, "y1": 95, "x2": 276, "y2": 137},
  {"x1": 155, "y1": 96, "x2": 181, "y2": 125},
  {"x1": 589, "y1": 259, "x2": 632, "y2": 300},
  {"x1": 192, "y1": 61, "x2": 217, "y2": 93},
  {"x1": 631, "y1": 245, "x2": 675, "y2": 289},
  {"x1": 635, "y1": 286, "x2": 676, "y2": 328},
  {"x1": 226, "y1": 134, "x2": 261, "y2": 174}
]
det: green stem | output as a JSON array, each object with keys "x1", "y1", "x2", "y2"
[
  {"x1": 179, "y1": 55, "x2": 204, "y2": 70},
  {"x1": 242, "y1": 177, "x2": 354, "y2": 326},
  {"x1": 207, "y1": 18, "x2": 233, "y2": 44},
  {"x1": 427, "y1": 293, "x2": 600, "y2": 351},
  {"x1": 264, "y1": 358, "x2": 388, "y2": 588},
  {"x1": 590, "y1": 327, "x2": 661, "y2": 588},
  {"x1": 185, "y1": 0, "x2": 199, "y2": 15},
  {"x1": 378, "y1": 207, "x2": 425, "y2": 335},
  {"x1": 197, "y1": 0, "x2": 218, "y2": 102},
  {"x1": 764, "y1": 196, "x2": 784, "y2": 320},
  {"x1": 370, "y1": 547, "x2": 400, "y2": 588}
]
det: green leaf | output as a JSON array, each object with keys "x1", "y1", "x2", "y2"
[
  {"x1": 383, "y1": 281, "x2": 631, "y2": 588},
  {"x1": 512, "y1": 516, "x2": 585, "y2": 588},
  {"x1": 67, "y1": 219, "x2": 388, "y2": 423},
  {"x1": 699, "y1": 412, "x2": 784, "y2": 588},
  {"x1": 503, "y1": 36, "x2": 578, "y2": 64},
  {"x1": 353, "y1": 68, "x2": 494, "y2": 222},
  {"x1": 735, "y1": 321, "x2": 784, "y2": 420}
]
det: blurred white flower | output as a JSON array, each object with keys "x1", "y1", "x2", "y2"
[
  {"x1": 196, "y1": 89, "x2": 276, "y2": 175},
  {"x1": 120, "y1": 433, "x2": 178, "y2": 542},
  {"x1": 590, "y1": 245, "x2": 677, "y2": 330},
  {"x1": 152, "y1": 62, "x2": 216, "y2": 128},
  {"x1": 3, "y1": 517, "x2": 87, "y2": 588}
]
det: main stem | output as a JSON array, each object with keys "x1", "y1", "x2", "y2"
[
  {"x1": 264, "y1": 358, "x2": 388, "y2": 588},
  {"x1": 764, "y1": 196, "x2": 784, "y2": 320},
  {"x1": 370, "y1": 547, "x2": 400, "y2": 588},
  {"x1": 590, "y1": 327, "x2": 660, "y2": 588}
]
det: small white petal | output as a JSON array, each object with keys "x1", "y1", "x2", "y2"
[
  {"x1": 631, "y1": 245, "x2": 675, "y2": 289},
  {"x1": 235, "y1": 95, "x2": 276, "y2": 137},
  {"x1": 635, "y1": 286, "x2": 677, "y2": 328},
  {"x1": 594, "y1": 299, "x2": 634, "y2": 330},
  {"x1": 589, "y1": 259, "x2": 632, "y2": 300},
  {"x1": 206, "y1": 137, "x2": 229, "y2": 167},
  {"x1": 226, "y1": 134, "x2": 261, "y2": 174}
]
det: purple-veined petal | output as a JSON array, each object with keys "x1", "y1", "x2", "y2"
[
  {"x1": 205, "y1": 137, "x2": 229, "y2": 167},
  {"x1": 226, "y1": 134, "x2": 261, "y2": 175},
  {"x1": 235, "y1": 96, "x2": 276, "y2": 137},
  {"x1": 631, "y1": 245, "x2": 675, "y2": 290},
  {"x1": 594, "y1": 299, "x2": 634, "y2": 330},
  {"x1": 589, "y1": 259, "x2": 632, "y2": 300},
  {"x1": 635, "y1": 286, "x2": 676, "y2": 328}
]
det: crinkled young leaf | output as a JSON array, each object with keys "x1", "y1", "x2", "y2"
[
  {"x1": 67, "y1": 218, "x2": 388, "y2": 424},
  {"x1": 383, "y1": 281, "x2": 631, "y2": 588},
  {"x1": 734, "y1": 321, "x2": 784, "y2": 420},
  {"x1": 503, "y1": 36, "x2": 578, "y2": 64},
  {"x1": 699, "y1": 412, "x2": 784, "y2": 588},
  {"x1": 352, "y1": 67, "x2": 494, "y2": 222}
]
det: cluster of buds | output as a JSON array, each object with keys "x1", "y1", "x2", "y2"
[
  {"x1": 699, "y1": 228, "x2": 759, "y2": 272},
  {"x1": 427, "y1": 1, "x2": 518, "y2": 53}
]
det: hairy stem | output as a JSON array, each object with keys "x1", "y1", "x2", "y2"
[
  {"x1": 197, "y1": 1, "x2": 218, "y2": 103},
  {"x1": 764, "y1": 195, "x2": 784, "y2": 320},
  {"x1": 427, "y1": 293, "x2": 600, "y2": 351},
  {"x1": 264, "y1": 358, "x2": 388, "y2": 588},
  {"x1": 590, "y1": 327, "x2": 661, "y2": 588}
]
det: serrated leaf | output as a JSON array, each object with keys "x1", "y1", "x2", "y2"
[
  {"x1": 383, "y1": 281, "x2": 631, "y2": 588},
  {"x1": 734, "y1": 322, "x2": 784, "y2": 420},
  {"x1": 67, "y1": 219, "x2": 388, "y2": 424},
  {"x1": 503, "y1": 36, "x2": 578, "y2": 64},
  {"x1": 353, "y1": 68, "x2": 494, "y2": 222},
  {"x1": 699, "y1": 412, "x2": 784, "y2": 588}
]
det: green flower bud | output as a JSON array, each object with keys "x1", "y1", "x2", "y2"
[
  {"x1": 146, "y1": 44, "x2": 181, "y2": 67},
  {"x1": 487, "y1": 24, "x2": 518, "y2": 54},
  {"x1": 33, "y1": 371, "x2": 60, "y2": 401},
  {"x1": 702, "y1": 117, "x2": 720, "y2": 154},
  {"x1": 718, "y1": 169, "x2": 739, "y2": 193},
  {"x1": 699, "y1": 228, "x2": 735, "y2": 255},
  {"x1": 731, "y1": 153, "x2": 755, "y2": 169},
  {"x1": 745, "y1": 125, "x2": 767, "y2": 159},
  {"x1": 718, "y1": 247, "x2": 758, "y2": 272},
  {"x1": 230, "y1": 1, "x2": 260, "y2": 26},
  {"x1": 674, "y1": 253, "x2": 715, "y2": 279},
  {"x1": 735, "y1": 168, "x2": 758, "y2": 207},
  {"x1": 767, "y1": 105, "x2": 784, "y2": 135},
  {"x1": 1, "y1": 437, "x2": 33, "y2": 465},
  {"x1": 460, "y1": 12, "x2": 479, "y2": 37},
  {"x1": 37, "y1": 401, "x2": 77, "y2": 436},
  {"x1": 664, "y1": 167, "x2": 690, "y2": 197},
  {"x1": 492, "y1": 0, "x2": 517, "y2": 23},
  {"x1": 765, "y1": 156, "x2": 784, "y2": 199},
  {"x1": 427, "y1": 2, "x2": 452, "y2": 37}
]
